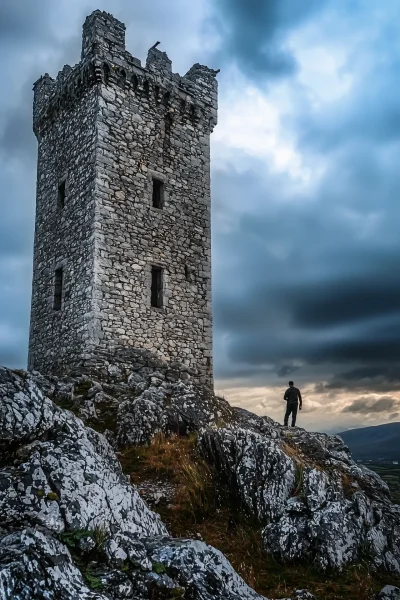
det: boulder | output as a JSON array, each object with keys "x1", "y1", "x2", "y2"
[
  {"x1": 1, "y1": 366, "x2": 308, "y2": 600},
  {"x1": 375, "y1": 586, "x2": 400, "y2": 600},
  {"x1": 0, "y1": 367, "x2": 166, "y2": 538},
  {"x1": 199, "y1": 420, "x2": 400, "y2": 572}
]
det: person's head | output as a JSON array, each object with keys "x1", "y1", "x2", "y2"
[{"x1": 288, "y1": 381, "x2": 294, "y2": 387}]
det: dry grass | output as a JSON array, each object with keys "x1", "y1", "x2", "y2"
[
  {"x1": 120, "y1": 434, "x2": 400, "y2": 600},
  {"x1": 120, "y1": 433, "x2": 219, "y2": 523},
  {"x1": 281, "y1": 440, "x2": 304, "y2": 463}
]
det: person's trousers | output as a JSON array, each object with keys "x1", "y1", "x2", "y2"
[{"x1": 284, "y1": 402, "x2": 298, "y2": 426}]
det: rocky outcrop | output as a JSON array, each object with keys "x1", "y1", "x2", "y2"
[
  {"x1": 2, "y1": 364, "x2": 399, "y2": 598},
  {"x1": 0, "y1": 367, "x2": 166, "y2": 537},
  {"x1": 199, "y1": 418, "x2": 400, "y2": 572},
  {"x1": 0, "y1": 366, "x2": 288, "y2": 600},
  {"x1": 376, "y1": 586, "x2": 400, "y2": 600},
  {"x1": 27, "y1": 365, "x2": 233, "y2": 446}
]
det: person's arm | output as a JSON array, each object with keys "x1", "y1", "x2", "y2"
[
  {"x1": 284, "y1": 390, "x2": 288, "y2": 400},
  {"x1": 298, "y1": 389, "x2": 303, "y2": 409}
]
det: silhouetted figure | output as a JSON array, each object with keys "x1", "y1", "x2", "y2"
[{"x1": 283, "y1": 381, "x2": 302, "y2": 427}]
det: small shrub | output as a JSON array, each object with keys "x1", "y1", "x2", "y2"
[
  {"x1": 60, "y1": 529, "x2": 92, "y2": 551},
  {"x1": 292, "y1": 464, "x2": 305, "y2": 498},
  {"x1": 91, "y1": 523, "x2": 109, "y2": 551},
  {"x1": 46, "y1": 492, "x2": 59, "y2": 501},
  {"x1": 152, "y1": 561, "x2": 166, "y2": 574},
  {"x1": 84, "y1": 571, "x2": 103, "y2": 590}
]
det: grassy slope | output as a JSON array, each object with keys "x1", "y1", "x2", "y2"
[{"x1": 120, "y1": 434, "x2": 400, "y2": 600}]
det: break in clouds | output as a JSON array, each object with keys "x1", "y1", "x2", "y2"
[{"x1": 1, "y1": 0, "x2": 400, "y2": 431}]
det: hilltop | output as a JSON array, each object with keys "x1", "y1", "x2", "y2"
[{"x1": 1, "y1": 363, "x2": 400, "y2": 600}]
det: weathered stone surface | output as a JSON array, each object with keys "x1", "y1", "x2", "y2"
[
  {"x1": 293, "y1": 592, "x2": 317, "y2": 600},
  {"x1": 199, "y1": 419, "x2": 400, "y2": 572},
  {"x1": 0, "y1": 367, "x2": 167, "y2": 537},
  {"x1": 27, "y1": 367, "x2": 233, "y2": 446},
  {"x1": 2, "y1": 367, "x2": 317, "y2": 599},
  {"x1": 376, "y1": 586, "x2": 400, "y2": 599},
  {"x1": 0, "y1": 528, "x2": 107, "y2": 600},
  {"x1": 144, "y1": 536, "x2": 267, "y2": 599},
  {"x1": 200, "y1": 427, "x2": 296, "y2": 523},
  {"x1": 117, "y1": 379, "x2": 233, "y2": 446},
  {"x1": 28, "y1": 10, "x2": 218, "y2": 387}
]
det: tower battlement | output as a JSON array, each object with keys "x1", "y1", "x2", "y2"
[
  {"x1": 28, "y1": 12, "x2": 218, "y2": 387},
  {"x1": 33, "y1": 11, "x2": 218, "y2": 138}
]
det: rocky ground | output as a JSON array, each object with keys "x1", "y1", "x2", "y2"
[{"x1": 1, "y1": 363, "x2": 400, "y2": 599}]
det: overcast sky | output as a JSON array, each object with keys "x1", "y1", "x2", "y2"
[{"x1": 1, "y1": 0, "x2": 400, "y2": 433}]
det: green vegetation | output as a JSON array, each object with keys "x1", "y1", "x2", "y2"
[
  {"x1": 365, "y1": 462, "x2": 400, "y2": 504},
  {"x1": 152, "y1": 562, "x2": 166, "y2": 574},
  {"x1": 46, "y1": 491, "x2": 59, "y2": 501},
  {"x1": 59, "y1": 526, "x2": 109, "y2": 591}
]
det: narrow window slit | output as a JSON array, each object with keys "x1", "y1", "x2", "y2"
[
  {"x1": 152, "y1": 178, "x2": 164, "y2": 209},
  {"x1": 58, "y1": 180, "x2": 66, "y2": 209},
  {"x1": 151, "y1": 266, "x2": 163, "y2": 308},
  {"x1": 54, "y1": 268, "x2": 63, "y2": 311}
]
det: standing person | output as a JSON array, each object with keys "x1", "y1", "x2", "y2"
[{"x1": 283, "y1": 381, "x2": 302, "y2": 427}]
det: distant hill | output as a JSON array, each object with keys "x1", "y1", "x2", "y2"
[{"x1": 338, "y1": 422, "x2": 400, "y2": 461}]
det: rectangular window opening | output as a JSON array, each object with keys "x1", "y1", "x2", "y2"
[
  {"x1": 54, "y1": 268, "x2": 63, "y2": 311},
  {"x1": 152, "y1": 178, "x2": 164, "y2": 209},
  {"x1": 151, "y1": 266, "x2": 163, "y2": 308},
  {"x1": 58, "y1": 179, "x2": 66, "y2": 209}
]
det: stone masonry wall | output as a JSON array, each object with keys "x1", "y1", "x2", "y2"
[
  {"x1": 28, "y1": 11, "x2": 218, "y2": 387},
  {"x1": 28, "y1": 75, "x2": 98, "y2": 374}
]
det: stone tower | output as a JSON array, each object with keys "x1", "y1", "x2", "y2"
[{"x1": 28, "y1": 11, "x2": 218, "y2": 387}]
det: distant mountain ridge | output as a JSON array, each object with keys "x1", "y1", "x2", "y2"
[{"x1": 338, "y1": 422, "x2": 400, "y2": 461}]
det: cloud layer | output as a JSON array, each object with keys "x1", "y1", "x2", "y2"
[{"x1": 1, "y1": 0, "x2": 400, "y2": 432}]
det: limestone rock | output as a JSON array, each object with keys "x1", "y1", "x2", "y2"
[
  {"x1": 0, "y1": 366, "x2": 290, "y2": 600},
  {"x1": 199, "y1": 420, "x2": 400, "y2": 572},
  {"x1": 117, "y1": 380, "x2": 233, "y2": 446},
  {"x1": 144, "y1": 536, "x2": 268, "y2": 599},
  {"x1": 376, "y1": 586, "x2": 400, "y2": 599},
  {"x1": 0, "y1": 528, "x2": 107, "y2": 600},
  {"x1": 4, "y1": 364, "x2": 397, "y2": 597},
  {"x1": 0, "y1": 367, "x2": 166, "y2": 538}
]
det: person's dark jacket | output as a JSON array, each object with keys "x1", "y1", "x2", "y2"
[{"x1": 284, "y1": 387, "x2": 302, "y2": 405}]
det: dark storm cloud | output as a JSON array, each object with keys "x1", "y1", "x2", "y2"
[
  {"x1": 325, "y1": 367, "x2": 400, "y2": 394},
  {"x1": 212, "y1": 125, "x2": 400, "y2": 389},
  {"x1": 210, "y1": 0, "x2": 323, "y2": 79},
  {"x1": 0, "y1": 83, "x2": 36, "y2": 163},
  {"x1": 342, "y1": 396, "x2": 400, "y2": 414},
  {"x1": 0, "y1": 1, "x2": 51, "y2": 43},
  {"x1": 210, "y1": 3, "x2": 400, "y2": 397},
  {"x1": 277, "y1": 365, "x2": 300, "y2": 378}
]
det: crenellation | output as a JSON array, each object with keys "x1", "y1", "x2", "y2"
[
  {"x1": 29, "y1": 11, "x2": 218, "y2": 387},
  {"x1": 33, "y1": 40, "x2": 217, "y2": 138},
  {"x1": 146, "y1": 45, "x2": 173, "y2": 76},
  {"x1": 81, "y1": 10, "x2": 126, "y2": 61}
]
